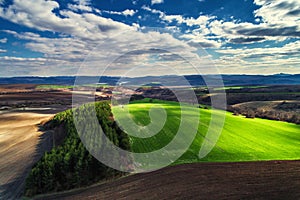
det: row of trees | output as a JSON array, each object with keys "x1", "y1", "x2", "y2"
[
  {"x1": 25, "y1": 101, "x2": 131, "y2": 197},
  {"x1": 229, "y1": 105, "x2": 300, "y2": 124}
]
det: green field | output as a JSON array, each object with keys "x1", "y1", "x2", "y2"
[
  {"x1": 213, "y1": 86, "x2": 267, "y2": 91},
  {"x1": 113, "y1": 99, "x2": 300, "y2": 164},
  {"x1": 36, "y1": 84, "x2": 74, "y2": 89}
]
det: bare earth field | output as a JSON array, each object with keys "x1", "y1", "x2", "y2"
[
  {"x1": 0, "y1": 84, "x2": 108, "y2": 199},
  {"x1": 0, "y1": 84, "x2": 109, "y2": 113},
  {"x1": 0, "y1": 84, "x2": 75, "y2": 199},
  {"x1": 0, "y1": 84, "x2": 38, "y2": 93},
  {"x1": 0, "y1": 85, "x2": 73, "y2": 110},
  {"x1": 0, "y1": 112, "x2": 53, "y2": 199},
  {"x1": 37, "y1": 161, "x2": 300, "y2": 200}
]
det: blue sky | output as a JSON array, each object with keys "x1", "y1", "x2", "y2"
[{"x1": 0, "y1": 0, "x2": 299, "y2": 76}]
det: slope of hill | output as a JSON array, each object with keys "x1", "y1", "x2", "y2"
[
  {"x1": 0, "y1": 112, "x2": 53, "y2": 199},
  {"x1": 35, "y1": 161, "x2": 300, "y2": 200},
  {"x1": 24, "y1": 101, "x2": 131, "y2": 197},
  {"x1": 113, "y1": 99, "x2": 300, "y2": 163}
]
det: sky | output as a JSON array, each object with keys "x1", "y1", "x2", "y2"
[{"x1": 0, "y1": 0, "x2": 299, "y2": 77}]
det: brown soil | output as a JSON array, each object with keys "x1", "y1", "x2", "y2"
[
  {"x1": 37, "y1": 160, "x2": 300, "y2": 200},
  {"x1": 0, "y1": 84, "x2": 38, "y2": 93},
  {"x1": 0, "y1": 90, "x2": 73, "y2": 107},
  {"x1": 0, "y1": 84, "x2": 103, "y2": 199},
  {"x1": 0, "y1": 84, "x2": 109, "y2": 113},
  {"x1": 0, "y1": 112, "x2": 54, "y2": 199}
]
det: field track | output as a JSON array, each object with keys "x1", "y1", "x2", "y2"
[{"x1": 36, "y1": 160, "x2": 300, "y2": 200}]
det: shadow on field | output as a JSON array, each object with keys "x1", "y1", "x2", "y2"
[{"x1": 0, "y1": 118, "x2": 54, "y2": 200}]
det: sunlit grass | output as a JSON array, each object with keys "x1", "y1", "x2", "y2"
[{"x1": 113, "y1": 99, "x2": 300, "y2": 164}]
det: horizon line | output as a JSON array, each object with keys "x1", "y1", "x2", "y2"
[{"x1": 0, "y1": 73, "x2": 299, "y2": 78}]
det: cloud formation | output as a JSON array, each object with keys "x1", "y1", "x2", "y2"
[
  {"x1": 0, "y1": 0, "x2": 205, "y2": 76},
  {"x1": 0, "y1": 0, "x2": 299, "y2": 76},
  {"x1": 103, "y1": 9, "x2": 137, "y2": 16},
  {"x1": 0, "y1": 0, "x2": 133, "y2": 40},
  {"x1": 151, "y1": 0, "x2": 164, "y2": 5},
  {"x1": 206, "y1": 0, "x2": 300, "y2": 44},
  {"x1": 0, "y1": 38, "x2": 7, "y2": 43}
]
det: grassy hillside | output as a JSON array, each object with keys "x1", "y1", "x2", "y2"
[{"x1": 113, "y1": 99, "x2": 300, "y2": 164}]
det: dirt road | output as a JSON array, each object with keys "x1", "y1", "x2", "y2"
[{"x1": 0, "y1": 112, "x2": 54, "y2": 199}]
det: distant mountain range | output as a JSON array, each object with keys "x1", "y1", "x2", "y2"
[{"x1": 0, "y1": 74, "x2": 300, "y2": 86}]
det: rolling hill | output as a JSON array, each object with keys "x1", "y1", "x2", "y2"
[
  {"x1": 113, "y1": 99, "x2": 300, "y2": 164},
  {"x1": 25, "y1": 99, "x2": 300, "y2": 198}
]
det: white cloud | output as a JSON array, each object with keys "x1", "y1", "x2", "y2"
[
  {"x1": 145, "y1": 0, "x2": 300, "y2": 46},
  {"x1": 68, "y1": 4, "x2": 92, "y2": 12},
  {"x1": 141, "y1": 5, "x2": 164, "y2": 18},
  {"x1": 254, "y1": 0, "x2": 300, "y2": 28},
  {"x1": 0, "y1": 0, "x2": 299, "y2": 76},
  {"x1": 219, "y1": 56, "x2": 300, "y2": 74},
  {"x1": 141, "y1": 6, "x2": 219, "y2": 48},
  {"x1": 216, "y1": 40, "x2": 300, "y2": 58},
  {"x1": 73, "y1": 0, "x2": 91, "y2": 6},
  {"x1": 180, "y1": 31, "x2": 222, "y2": 48},
  {"x1": 188, "y1": 38, "x2": 222, "y2": 49},
  {"x1": 213, "y1": 40, "x2": 300, "y2": 74},
  {"x1": 1, "y1": 0, "x2": 207, "y2": 76},
  {"x1": 2, "y1": 29, "x2": 205, "y2": 76},
  {"x1": 103, "y1": 9, "x2": 137, "y2": 17},
  {"x1": 184, "y1": 15, "x2": 213, "y2": 27},
  {"x1": 0, "y1": 0, "x2": 133, "y2": 40},
  {"x1": 163, "y1": 15, "x2": 185, "y2": 24},
  {"x1": 0, "y1": 56, "x2": 77, "y2": 76},
  {"x1": 122, "y1": 9, "x2": 136, "y2": 16},
  {"x1": 0, "y1": 49, "x2": 6, "y2": 53},
  {"x1": 143, "y1": 6, "x2": 213, "y2": 28},
  {"x1": 151, "y1": 0, "x2": 164, "y2": 5},
  {"x1": 0, "y1": 0, "x2": 200, "y2": 67},
  {"x1": 164, "y1": 15, "x2": 219, "y2": 48},
  {"x1": 204, "y1": 0, "x2": 300, "y2": 44},
  {"x1": 1, "y1": 56, "x2": 46, "y2": 61},
  {"x1": 0, "y1": 38, "x2": 7, "y2": 43},
  {"x1": 68, "y1": 0, "x2": 92, "y2": 11}
]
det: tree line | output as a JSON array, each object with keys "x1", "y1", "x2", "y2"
[{"x1": 24, "y1": 101, "x2": 131, "y2": 197}]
